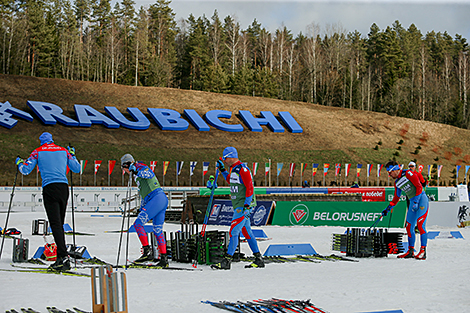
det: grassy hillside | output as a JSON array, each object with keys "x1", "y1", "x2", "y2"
[{"x1": 0, "y1": 74, "x2": 468, "y2": 187}]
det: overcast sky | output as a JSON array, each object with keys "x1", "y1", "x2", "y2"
[{"x1": 126, "y1": 0, "x2": 470, "y2": 39}]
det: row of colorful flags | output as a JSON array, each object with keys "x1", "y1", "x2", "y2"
[{"x1": 67, "y1": 161, "x2": 464, "y2": 180}]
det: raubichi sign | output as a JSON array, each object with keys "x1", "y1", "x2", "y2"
[{"x1": 0, "y1": 101, "x2": 303, "y2": 133}]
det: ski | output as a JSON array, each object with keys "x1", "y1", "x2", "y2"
[
  {"x1": 46, "y1": 307, "x2": 66, "y2": 313},
  {"x1": 7, "y1": 264, "x2": 90, "y2": 277},
  {"x1": 72, "y1": 308, "x2": 91, "y2": 313},
  {"x1": 123, "y1": 262, "x2": 202, "y2": 271}
]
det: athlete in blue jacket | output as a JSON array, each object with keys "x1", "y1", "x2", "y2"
[
  {"x1": 16, "y1": 132, "x2": 80, "y2": 271},
  {"x1": 121, "y1": 154, "x2": 169, "y2": 267}
]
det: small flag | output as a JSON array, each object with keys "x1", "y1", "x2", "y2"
[
  {"x1": 356, "y1": 164, "x2": 362, "y2": 177},
  {"x1": 456, "y1": 165, "x2": 461, "y2": 180},
  {"x1": 312, "y1": 163, "x2": 319, "y2": 177},
  {"x1": 335, "y1": 163, "x2": 341, "y2": 177},
  {"x1": 190, "y1": 161, "x2": 197, "y2": 176},
  {"x1": 37, "y1": 165, "x2": 40, "y2": 173},
  {"x1": 66, "y1": 166, "x2": 70, "y2": 175},
  {"x1": 265, "y1": 162, "x2": 270, "y2": 176},
  {"x1": 177, "y1": 161, "x2": 184, "y2": 176},
  {"x1": 437, "y1": 165, "x2": 443, "y2": 178},
  {"x1": 300, "y1": 163, "x2": 307, "y2": 176},
  {"x1": 377, "y1": 164, "x2": 383, "y2": 177},
  {"x1": 323, "y1": 163, "x2": 330, "y2": 176},
  {"x1": 367, "y1": 164, "x2": 372, "y2": 177},
  {"x1": 150, "y1": 161, "x2": 157, "y2": 172},
  {"x1": 94, "y1": 160, "x2": 102, "y2": 174},
  {"x1": 203, "y1": 162, "x2": 209, "y2": 176},
  {"x1": 417, "y1": 164, "x2": 423, "y2": 173},
  {"x1": 108, "y1": 160, "x2": 116, "y2": 176},
  {"x1": 289, "y1": 163, "x2": 296, "y2": 177},
  {"x1": 163, "y1": 161, "x2": 170, "y2": 176},
  {"x1": 466, "y1": 165, "x2": 470, "y2": 176},
  {"x1": 253, "y1": 162, "x2": 259, "y2": 176},
  {"x1": 428, "y1": 165, "x2": 433, "y2": 180},
  {"x1": 345, "y1": 164, "x2": 350, "y2": 177},
  {"x1": 80, "y1": 160, "x2": 88, "y2": 174},
  {"x1": 277, "y1": 163, "x2": 284, "y2": 177}
]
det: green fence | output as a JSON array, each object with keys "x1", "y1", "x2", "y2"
[{"x1": 271, "y1": 201, "x2": 407, "y2": 228}]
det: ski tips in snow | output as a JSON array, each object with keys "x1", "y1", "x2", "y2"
[{"x1": 203, "y1": 298, "x2": 329, "y2": 313}]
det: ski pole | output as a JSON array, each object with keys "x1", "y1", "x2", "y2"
[
  {"x1": 116, "y1": 173, "x2": 132, "y2": 268},
  {"x1": 370, "y1": 214, "x2": 382, "y2": 230},
  {"x1": 201, "y1": 168, "x2": 220, "y2": 237},
  {"x1": 0, "y1": 161, "x2": 19, "y2": 260},
  {"x1": 124, "y1": 173, "x2": 134, "y2": 269},
  {"x1": 193, "y1": 168, "x2": 219, "y2": 268},
  {"x1": 69, "y1": 144, "x2": 77, "y2": 268}
]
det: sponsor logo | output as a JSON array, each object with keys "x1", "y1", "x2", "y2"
[
  {"x1": 289, "y1": 204, "x2": 309, "y2": 225},
  {"x1": 312, "y1": 211, "x2": 382, "y2": 222},
  {"x1": 253, "y1": 205, "x2": 266, "y2": 225},
  {"x1": 210, "y1": 203, "x2": 221, "y2": 218}
]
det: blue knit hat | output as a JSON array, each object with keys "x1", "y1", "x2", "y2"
[
  {"x1": 222, "y1": 147, "x2": 238, "y2": 160},
  {"x1": 39, "y1": 132, "x2": 53, "y2": 145}
]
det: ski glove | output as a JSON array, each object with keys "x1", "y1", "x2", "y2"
[
  {"x1": 67, "y1": 146, "x2": 75, "y2": 156},
  {"x1": 382, "y1": 205, "x2": 393, "y2": 216},
  {"x1": 128, "y1": 163, "x2": 137, "y2": 174},
  {"x1": 15, "y1": 157, "x2": 24, "y2": 166},
  {"x1": 217, "y1": 159, "x2": 226, "y2": 172}
]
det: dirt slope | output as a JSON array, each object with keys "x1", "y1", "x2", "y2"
[{"x1": 0, "y1": 74, "x2": 468, "y2": 187}]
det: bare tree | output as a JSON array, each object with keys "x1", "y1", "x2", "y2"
[{"x1": 224, "y1": 15, "x2": 240, "y2": 76}]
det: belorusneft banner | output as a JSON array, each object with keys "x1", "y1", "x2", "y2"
[
  {"x1": 207, "y1": 200, "x2": 274, "y2": 226},
  {"x1": 271, "y1": 201, "x2": 407, "y2": 228}
]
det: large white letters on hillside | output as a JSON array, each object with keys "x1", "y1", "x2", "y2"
[{"x1": 1, "y1": 101, "x2": 303, "y2": 133}]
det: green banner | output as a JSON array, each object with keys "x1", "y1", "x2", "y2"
[
  {"x1": 385, "y1": 187, "x2": 438, "y2": 202},
  {"x1": 271, "y1": 201, "x2": 407, "y2": 228}
]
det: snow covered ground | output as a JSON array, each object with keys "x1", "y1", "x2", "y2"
[{"x1": 0, "y1": 211, "x2": 468, "y2": 313}]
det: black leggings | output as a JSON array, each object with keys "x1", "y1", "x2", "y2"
[{"x1": 42, "y1": 183, "x2": 69, "y2": 258}]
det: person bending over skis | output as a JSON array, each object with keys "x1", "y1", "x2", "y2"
[
  {"x1": 383, "y1": 160, "x2": 429, "y2": 260},
  {"x1": 211, "y1": 147, "x2": 265, "y2": 270},
  {"x1": 121, "y1": 154, "x2": 169, "y2": 267}
]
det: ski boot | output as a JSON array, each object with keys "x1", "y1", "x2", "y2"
[
  {"x1": 156, "y1": 253, "x2": 169, "y2": 268},
  {"x1": 49, "y1": 256, "x2": 70, "y2": 271},
  {"x1": 245, "y1": 252, "x2": 265, "y2": 268},
  {"x1": 397, "y1": 247, "x2": 415, "y2": 259},
  {"x1": 134, "y1": 245, "x2": 154, "y2": 263},
  {"x1": 415, "y1": 247, "x2": 426, "y2": 260},
  {"x1": 211, "y1": 253, "x2": 232, "y2": 270}
]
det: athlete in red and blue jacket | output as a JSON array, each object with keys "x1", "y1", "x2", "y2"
[
  {"x1": 211, "y1": 147, "x2": 265, "y2": 270},
  {"x1": 383, "y1": 160, "x2": 429, "y2": 260},
  {"x1": 16, "y1": 132, "x2": 80, "y2": 271}
]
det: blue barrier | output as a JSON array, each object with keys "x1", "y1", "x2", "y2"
[
  {"x1": 240, "y1": 229, "x2": 269, "y2": 240},
  {"x1": 263, "y1": 243, "x2": 317, "y2": 256}
]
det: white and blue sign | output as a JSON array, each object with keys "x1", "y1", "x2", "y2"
[
  {"x1": 0, "y1": 101, "x2": 303, "y2": 133},
  {"x1": 207, "y1": 200, "x2": 274, "y2": 226}
]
